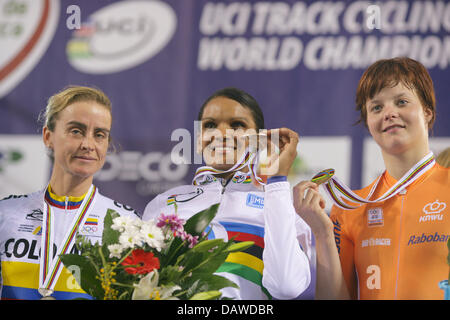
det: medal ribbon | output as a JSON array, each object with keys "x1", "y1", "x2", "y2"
[
  {"x1": 192, "y1": 148, "x2": 266, "y2": 186},
  {"x1": 322, "y1": 152, "x2": 435, "y2": 210},
  {"x1": 39, "y1": 185, "x2": 97, "y2": 297}
]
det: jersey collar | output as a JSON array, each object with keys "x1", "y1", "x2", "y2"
[
  {"x1": 192, "y1": 170, "x2": 251, "y2": 185},
  {"x1": 44, "y1": 184, "x2": 86, "y2": 210},
  {"x1": 382, "y1": 162, "x2": 436, "y2": 193}
]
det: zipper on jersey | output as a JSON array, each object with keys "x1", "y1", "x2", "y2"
[
  {"x1": 216, "y1": 178, "x2": 231, "y2": 224},
  {"x1": 394, "y1": 189, "x2": 407, "y2": 299},
  {"x1": 220, "y1": 177, "x2": 232, "y2": 195},
  {"x1": 65, "y1": 196, "x2": 69, "y2": 214}
]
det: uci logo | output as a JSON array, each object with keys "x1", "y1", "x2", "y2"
[{"x1": 66, "y1": 1, "x2": 176, "y2": 74}]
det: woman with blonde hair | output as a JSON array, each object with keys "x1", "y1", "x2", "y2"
[{"x1": 0, "y1": 86, "x2": 139, "y2": 300}]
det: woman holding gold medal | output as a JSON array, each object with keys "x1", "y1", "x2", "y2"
[
  {"x1": 294, "y1": 57, "x2": 450, "y2": 300},
  {"x1": 0, "y1": 86, "x2": 139, "y2": 300},
  {"x1": 143, "y1": 87, "x2": 312, "y2": 300}
]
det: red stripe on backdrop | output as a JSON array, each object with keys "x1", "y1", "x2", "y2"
[{"x1": 0, "y1": 0, "x2": 50, "y2": 81}]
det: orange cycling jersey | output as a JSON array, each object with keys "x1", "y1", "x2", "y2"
[{"x1": 330, "y1": 163, "x2": 450, "y2": 300}]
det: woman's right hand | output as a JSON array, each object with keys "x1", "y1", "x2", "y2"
[
  {"x1": 293, "y1": 181, "x2": 334, "y2": 239},
  {"x1": 294, "y1": 180, "x2": 350, "y2": 300}
]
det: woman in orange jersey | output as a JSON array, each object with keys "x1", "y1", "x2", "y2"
[{"x1": 293, "y1": 57, "x2": 450, "y2": 300}]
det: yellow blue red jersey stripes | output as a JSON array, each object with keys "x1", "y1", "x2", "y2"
[{"x1": 0, "y1": 187, "x2": 140, "y2": 300}]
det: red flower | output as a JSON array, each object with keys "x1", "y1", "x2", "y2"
[{"x1": 121, "y1": 249, "x2": 160, "y2": 275}]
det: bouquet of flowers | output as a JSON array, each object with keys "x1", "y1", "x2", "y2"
[{"x1": 60, "y1": 204, "x2": 253, "y2": 300}]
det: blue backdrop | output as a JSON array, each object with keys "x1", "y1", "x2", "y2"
[{"x1": 1, "y1": 0, "x2": 449, "y2": 218}]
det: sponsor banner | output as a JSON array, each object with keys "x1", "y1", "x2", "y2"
[
  {"x1": 93, "y1": 140, "x2": 191, "y2": 212},
  {"x1": 0, "y1": 135, "x2": 51, "y2": 199},
  {"x1": 197, "y1": 1, "x2": 450, "y2": 71}
]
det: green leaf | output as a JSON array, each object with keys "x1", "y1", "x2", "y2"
[
  {"x1": 191, "y1": 239, "x2": 225, "y2": 252},
  {"x1": 180, "y1": 251, "x2": 209, "y2": 274},
  {"x1": 447, "y1": 237, "x2": 450, "y2": 265},
  {"x1": 184, "y1": 203, "x2": 219, "y2": 236},
  {"x1": 162, "y1": 236, "x2": 186, "y2": 266},
  {"x1": 60, "y1": 254, "x2": 104, "y2": 299},
  {"x1": 189, "y1": 291, "x2": 222, "y2": 300},
  {"x1": 447, "y1": 237, "x2": 450, "y2": 281},
  {"x1": 189, "y1": 252, "x2": 230, "y2": 275},
  {"x1": 159, "y1": 265, "x2": 184, "y2": 284},
  {"x1": 191, "y1": 273, "x2": 239, "y2": 291},
  {"x1": 225, "y1": 241, "x2": 255, "y2": 252},
  {"x1": 101, "y1": 209, "x2": 121, "y2": 258},
  {"x1": 161, "y1": 204, "x2": 220, "y2": 266}
]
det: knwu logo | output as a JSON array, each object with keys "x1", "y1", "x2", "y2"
[{"x1": 419, "y1": 200, "x2": 446, "y2": 223}]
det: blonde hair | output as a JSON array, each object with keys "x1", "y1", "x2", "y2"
[
  {"x1": 40, "y1": 86, "x2": 115, "y2": 160},
  {"x1": 41, "y1": 85, "x2": 112, "y2": 131},
  {"x1": 436, "y1": 147, "x2": 450, "y2": 168}
]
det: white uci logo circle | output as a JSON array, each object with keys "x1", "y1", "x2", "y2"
[{"x1": 67, "y1": 0, "x2": 177, "y2": 74}]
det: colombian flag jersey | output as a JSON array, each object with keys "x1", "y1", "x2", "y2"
[{"x1": 0, "y1": 186, "x2": 139, "y2": 300}]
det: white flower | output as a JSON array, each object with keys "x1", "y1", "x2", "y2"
[
  {"x1": 132, "y1": 271, "x2": 180, "y2": 300},
  {"x1": 119, "y1": 229, "x2": 143, "y2": 249},
  {"x1": 139, "y1": 220, "x2": 166, "y2": 251},
  {"x1": 108, "y1": 244, "x2": 124, "y2": 259},
  {"x1": 111, "y1": 216, "x2": 136, "y2": 232}
]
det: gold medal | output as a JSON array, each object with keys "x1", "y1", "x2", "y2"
[{"x1": 311, "y1": 168, "x2": 335, "y2": 185}]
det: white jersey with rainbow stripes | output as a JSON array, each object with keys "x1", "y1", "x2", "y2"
[{"x1": 143, "y1": 171, "x2": 312, "y2": 300}]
